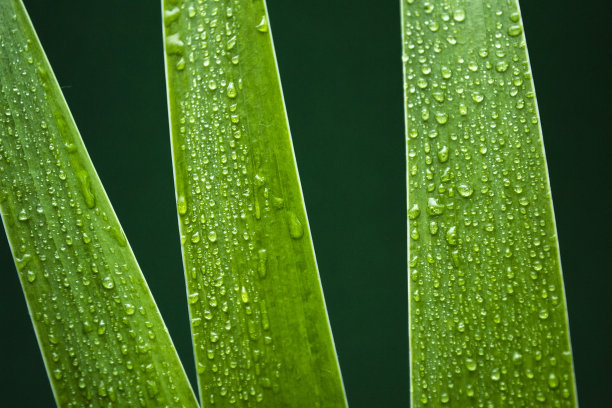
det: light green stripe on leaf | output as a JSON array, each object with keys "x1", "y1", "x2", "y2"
[
  {"x1": 402, "y1": 0, "x2": 577, "y2": 406},
  {"x1": 0, "y1": 1, "x2": 198, "y2": 407},
  {"x1": 162, "y1": 0, "x2": 347, "y2": 406}
]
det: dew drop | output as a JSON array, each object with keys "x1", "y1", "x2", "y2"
[
  {"x1": 102, "y1": 276, "x2": 114, "y2": 290},
  {"x1": 256, "y1": 16, "x2": 268, "y2": 32},
  {"x1": 437, "y1": 145, "x2": 449, "y2": 162},
  {"x1": 125, "y1": 303, "x2": 135, "y2": 315},
  {"x1": 465, "y1": 358, "x2": 477, "y2": 371},
  {"x1": 165, "y1": 33, "x2": 185, "y2": 55},
  {"x1": 508, "y1": 24, "x2": 523, "y2": 37},
  {"x1": 208, "y1": 230, "x2": 218, "y2": 242},
  {"x1": 191, "y1": 231, "x2": 201, "y2": 244},
  {"x1": 408, "y1": 203, "x2": 421, "y2": 219},
  {"x1": 453, "y1": 9, "x2": 466, "y2": 22},
  {"x1": 441, "y1": 66, "x2": 452, "y2": 79},
  {"x1": 445, "y1": 226, "x2": 458, "y2": 245},
  {"x1": 457, "y1": 184, "x2": 474, "y2": 197},
  {"x1": 288, "y1": 212, "x2": 304, "y2": 239},
  {"x1": 18, "y1": 208, "x2": 29, "y2": 221},
  {"x1": 26, "y1": 270, "x2": 36, "y2": 283},
  {"x1": 426, "y1": 197, "x2": 445, "y2": 216},
  {"x1": 435, "y1": 111, "x2": 449, "y2": 124},
  {"x1": 548, "y1": 372, "x2": 560, "y2": 389},
  {"x1": 241, "y1": 286, "x2": 249, "y2": 303},
  {"x1": 189, "y1": 292, "x2": 200, "y2": 304},
  {"x1": 496, "y1": 60, "x2": 509, "y2": 72},
  {"x1": 226, "y1": 81, "x2": 237, "y2": 98}
]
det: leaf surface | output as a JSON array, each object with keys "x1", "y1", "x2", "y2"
[
  {"x1": 162, "y1": 0, "x2": 347, "y2": 406},
  {"x1": 0, "y1": 1, "x2": 198, "y2": 406},
  {"x1": 401, "y1": 0, "x2": 577, "y2": 406}
]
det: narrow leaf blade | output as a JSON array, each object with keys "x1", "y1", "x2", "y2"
[
  {"x1": 162, "y1": 0, "x2": 347, "y2": 406},
  {"x1": 402, "y1": 0, "x2": 577, "y2": 406},
  {"x1": 0, "y1": 2, "x2": 198, "y2": 406}
]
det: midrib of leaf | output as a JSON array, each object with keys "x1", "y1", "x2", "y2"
[
  {"x1": 162, "y1": 0, "x2": 347, "y2": 406},
  {"x1": 0, "y1": 1, "x2": 198, "y2": 407},
  {"x1": 402, "y1": 0, "x2": 577, "y2": 406}
]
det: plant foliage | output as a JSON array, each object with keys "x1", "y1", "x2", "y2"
[
  {"x1": 401, "y1": 0, "x2": 577, "y2": 406},
  {"x1": 0, "y1": 1, "x2": 198, "y2": 406},
  {"x1": 162, "y1": 0, "x2": 346, "y2": 406}
]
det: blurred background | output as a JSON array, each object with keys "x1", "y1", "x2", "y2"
[{"x1": 1, "y1": 1, "x2": 610, "y2": 406}]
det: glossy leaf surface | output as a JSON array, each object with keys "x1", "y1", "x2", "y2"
[
  {"x1": 0, "y1": 2, "x2": 198, "y2": 406},
  {"x1": 163, "y1": 0, "x2": 347, "y2": 406},
  {"x1": 402, "y1": 0, "x2": 577, "y2": 406}
]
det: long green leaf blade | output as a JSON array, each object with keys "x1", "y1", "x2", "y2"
[
  {"x1": 402, "y1": 0, "x2": 577, "y2": 406},
  {"x1": 162, "y1": 1, "x2": 347, "y2": 406},
  {"x1": 0, "y1": 2, "x2": 198, "y2": 406}
]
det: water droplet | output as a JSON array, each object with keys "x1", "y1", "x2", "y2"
[
  {"x1": 548, "y1": 372, "x2": 559, "y2": 389},
  {"x1": 496, "y1": 60, "x2": 509, "y2": 72},
  {"x1": 457, "y1": 184, "x2": 474, "y2": 197},
  {"x1": 453, "y1": 9, "x2": 466, "y2": 22},
  {"x1": 445, "y1": 226, "x2": 458, "y2": 245},
  {"x1": 189, "y1": 292, "x2": 200, "y2": 304},
  {"x1": 465, "y1": 358, "x2": 477, "y2": 371},
  {"x1": 426, "y1": 197, "x2": 445, "y2": 216},
  {"x1": 437, "y1": 145, "x2": 449, "y2": 162},
  {"x1": 208, "y1": 230, "x2": 217, "y2": 242},
  {"x1": 26, "y1": 270, "x2": 36, "y2": 283},
  {"x1": 432, "y1": 91, "x2": 445, "y2": 103},
  {"x1": 491, "y1": 368, "x2": 501, "y2": 381},
  {"x1": 18, "y1": 208, "x2": 29, "y2": 221},
  {"x1": 472, "y1": 92, "x2": 484, "y2": 103},
  {"x1": 288, "y1": 212, "x2": 304, "y2": 239},
  {"x1": 512, "y1": 351, "x2": 523, "y2": 364},
  {"x1": 191, "y1": 231, "x2": 201, "y2": 243},
  {"x1": 408, "y1": 203, "x2": 421, "y2": 219},
  {"x1": 256, "y1": 16, "x2": 268, "y2": 32},
  {"x1": 125, "y1": 303, "x2": 135, "y2": 315},
  {"x1": 508, "y1": 24, "x2": 523, "y2": 37},
  {"x1": 98, "y1": 320, "x2": 106, "y2": 335},
  {"x1": 77, "y1": 171, "x2": 96, "y2": 208},
  {"x1": 241, "y1": 286, "x2": 249, "y2": 303},
  {"x1": 102, "y1": 276, "x2": 114, "y2": 290},
  {"x1": 165, "y1": 33, "x2": 185, "y2": 55},
  {"x1": 441, "y1": 66, "x2": 452, "y2": 79},
  {"x1": 226, "y1": 81, "x2": 237, "y2": 98},
  {"x1": 435, "y1": 111, "x2": 448, "y2": 124}
]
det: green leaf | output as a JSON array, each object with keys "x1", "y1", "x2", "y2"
[
  {"x1": 162, "y1": 0, "x2": 347, "y2": 406},
  {"x1": 402, "y1": 0, "x2": 577, "y2": 406},
  {"x1": 0, "y1": 1, "x2": 198, "y2": 406}
]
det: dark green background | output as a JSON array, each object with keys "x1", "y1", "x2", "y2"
[{"x1": 1, "y1": 1, "x2": 610, "y2": 406}]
